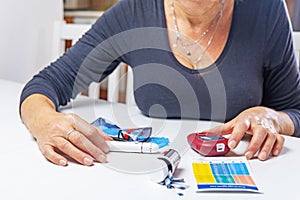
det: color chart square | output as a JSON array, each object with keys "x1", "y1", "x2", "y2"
[{"x1": 192, "y1": 157, "x2": 260, "y2": 192}]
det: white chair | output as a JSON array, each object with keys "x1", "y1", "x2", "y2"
[
  {"x1": 293, "y1": 31, "x2": 300, "y2": 66},
  {"x1": 52, "y1": 20, "x2": 134, "y2": 104},
  {"x1": 125, "y1": 67, "x2": 135, "y2": 105}
]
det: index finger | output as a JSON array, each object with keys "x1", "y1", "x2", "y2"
[
  {"x1": 228, "y1": 119, "x2": 250, "y2": 149},
  {"x1": 205, "y1": 119, "x2": 234, "y2": 135}
]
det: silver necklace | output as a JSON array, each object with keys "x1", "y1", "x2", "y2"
[
  {"x1": 170, "y1": 0, "x2": 225, "y2": 68},
  {"x1": 173, "y1": 9, "x2": 221, "y2": 48}
]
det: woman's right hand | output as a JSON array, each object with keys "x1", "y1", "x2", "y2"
[{"x1": 21, "y1": 94, "x2": 111, "y2": 166}]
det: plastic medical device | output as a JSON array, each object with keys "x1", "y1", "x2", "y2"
[
  {"x1": 107, "y1": 140, "x2": 159, "y2": 153},
  {"x1": 187, "y1": 132, "x2": 230, "y2": 156}
]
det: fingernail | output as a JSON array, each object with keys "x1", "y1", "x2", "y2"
[
  {"x1": 103, "y1": 145, "x2": 110, "y2": 153},
  {"x1": 59, "y1": 159, "x2": 67, "y2": 166},
  {"x1": 83, "y1": 157, "x2": 94, "y2": 166},
  {"x1": 228, "y1": 140, "x2": 236, "y2": 149},
  {"x1": 259, "y1": 152, "x2": 267, "y2": 160},
  {"x1": 273, "y1": 150, "x2": 279, "y2": 156},
  {"x1": 245, "y1": 151, "x2": 253, "y2": 160},
  {"x1": 98, "y1": 154, "x2": 107, "y2": 163}
]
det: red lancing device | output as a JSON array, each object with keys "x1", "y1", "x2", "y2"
[{"x1": 187, "y1": 132, "x2": 230, "y2": 156}]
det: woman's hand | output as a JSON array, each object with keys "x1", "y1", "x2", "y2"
[
  {"x1": 208, "y1": 106, "x2": 294, "y2": 161},
  {"x1": 21, "y1": 94, "x2": 111, "y2": 166}
]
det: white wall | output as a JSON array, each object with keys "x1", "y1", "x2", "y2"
[{"x1": 0, "y1": 0, "x2": 63, "y2": 83}]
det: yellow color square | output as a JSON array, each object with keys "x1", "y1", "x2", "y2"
[{"x1": 192, "y1": 163, "x2": 216, "y2": 183}]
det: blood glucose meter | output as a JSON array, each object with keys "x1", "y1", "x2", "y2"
[{"x1": 187, "y1": 132, "x2": 230, "y2": 156}]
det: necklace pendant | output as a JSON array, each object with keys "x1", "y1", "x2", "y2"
[{"x1": 186, "y1": 51, "x2": 191, "y2": 56}]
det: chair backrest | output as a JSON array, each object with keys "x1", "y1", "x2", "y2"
[
  {"x1": 52, "y1": 20, "x2": 135, "y2": 104},
  {"x1": 52, "y1": 21, "x2": 91, "y2": 58},
  {"x1": 125, "y1": 67, "x2": 135, "y2": 105},
  {"x1": 293, "y1": 31, "x2": 300, "y2": 66}
]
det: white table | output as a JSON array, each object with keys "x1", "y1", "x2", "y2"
[{"x1": 1, "y1": 78, "x2": 300, "y2": 200}]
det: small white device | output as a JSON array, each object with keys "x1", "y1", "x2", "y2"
[
  {"x1": 107, "y1": 141, "x2": 160, "y2": 153},
  {"x1": 226, "y1": 134, "x2": 258, "y2": 157},
  {"x1": 230, "y1": 139, "x2": 250, "y2": 156}
]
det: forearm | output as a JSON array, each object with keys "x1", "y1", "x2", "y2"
[
  {"x1": 276, "y1": 111, "x2": 294, "y2": 136},
  {"x1": 20, "y1": 94, "x2": 57, "y2": 135}
]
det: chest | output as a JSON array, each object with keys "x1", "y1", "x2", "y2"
[{"x1": 127, "y1": 49, "x2": 264, "y2": 120}]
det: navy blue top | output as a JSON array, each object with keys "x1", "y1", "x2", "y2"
[{"x1": 20, "y1": 0, "x2": 300, "y2": 137}]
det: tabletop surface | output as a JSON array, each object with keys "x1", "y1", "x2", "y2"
[{"x1": 1, "y1": 78, "x2": 300, "y2": 200}]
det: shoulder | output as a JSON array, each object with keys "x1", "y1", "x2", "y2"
[
  {"x1": 235, "y1": 0, "x2": 287, "y2": 15},
  {"x1": 83, "y1": 0, "x2": 165, "y2": 46},
  {"x1": 105, "y1": 0, "x2": 163, "y2": 17},
  {"x1": 99, "y1": 0, "x2": 164, "y2": 29},
  {"x1": 235, "y1": 0, "x2": 285, "y2": 6},
  {"x1": 234, "y1": 0, "x2": 289, "y2": 28}
]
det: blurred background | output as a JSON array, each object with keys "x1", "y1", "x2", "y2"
[
  {"x1": 64, "y1": 0, "x2": 118, "y2": 11},
  {"x1": 286, "y1": 0, "x2": 300, "y2": 31},
  {"x1": 63, "y1": 0, "x2": 300, "y2": 30}
]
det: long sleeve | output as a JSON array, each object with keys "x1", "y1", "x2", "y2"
[{"x1": 262, "y1": 0, "x2": 300, "y2": 136}]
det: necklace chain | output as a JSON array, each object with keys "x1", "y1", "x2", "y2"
[{"x1": 170, "y1": 0, "x2": 225, "y2": 68}]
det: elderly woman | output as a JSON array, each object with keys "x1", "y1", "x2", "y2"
[{"x1": 20, "y1": 0, "x2": 300, "y2": 166}]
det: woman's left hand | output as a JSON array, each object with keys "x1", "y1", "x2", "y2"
[{"x1": 208, "y1": 106, "x2": 294, "y2": 161}]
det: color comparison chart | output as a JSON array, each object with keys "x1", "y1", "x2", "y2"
[{"x1": 192, "y1": 157, "x2": 260, "y2": 192}]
